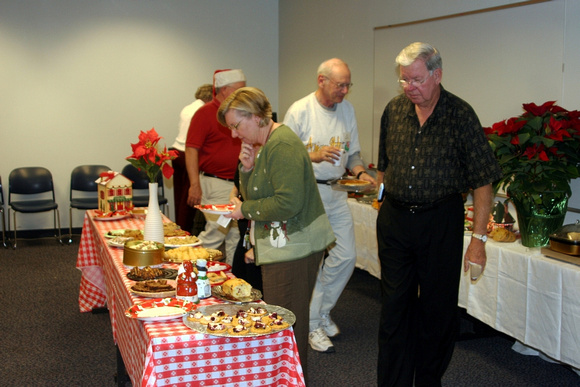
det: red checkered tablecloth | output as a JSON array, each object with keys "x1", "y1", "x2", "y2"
[{"x1": 76, "y1": 210, "x2": 305, "y2": 387}]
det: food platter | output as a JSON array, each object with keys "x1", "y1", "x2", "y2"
[
  {"x1": 164, "y1": 247, "x2": 224, "y2": 264},
  {"x1": 182, "y1": 303, "x2": 295, "y2": 337},
  {"x1": 107, "y1": 236, "x2": 135, "y2": 248},
  {"x1": 207, "y1": 261, "x2": 231, "y2": 272},
  {"x1": 212, "y1": 285, "x2": 262, "y2": 304},
  {"x1": 104, "y1": 229, "x2": 143, "y2": 239},
  {"x1": 129, "y1": 279, "x2": 177, "y2": 298},
  {"x1": 94, "y1": 214, "x2": 130, "y2": 221},
  {"x1": 127, "y1": 268, "x2": 177, "y2": 281},
  {"x1": 164, "y1": 236, "x2": 203, "y2": 248},
  {"x1": 125, "y1": 298, "x2": 196, "y2": 322},
  {"x1": 207, "y1": 271, "x2": 235, "y2": 287},
  {"x1": 331, "y1": 178, "x2": 372, "y2": 193},
  {"x1": 195, "y1": 204, "x2": 235, "y2": 215},
  {"x1": 94, "y1": 210, "x2": 131, "y2": 221}
]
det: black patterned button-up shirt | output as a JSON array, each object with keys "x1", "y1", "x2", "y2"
[{"x1": 377, "y1": 86, "x2": 502, "y2": 204}]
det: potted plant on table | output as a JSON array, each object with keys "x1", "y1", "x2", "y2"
[
  {"x1": 127, "y1": 128, "x2": 178, "y2": 243},
  {"x1": 484, "y1": 101, "x2": 580, "y2": 247}
]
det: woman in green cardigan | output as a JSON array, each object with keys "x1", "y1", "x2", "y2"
[{"x1": 219, "y1": 87, "x2": 335, "y2": 380}]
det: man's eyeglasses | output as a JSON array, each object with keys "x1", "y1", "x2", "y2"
[
  {"x1": 398, "y1": 72, "x2": 432, "y2": 88},
  {"x1": 228, "y1": 118, "x2": 244, "y2": 131},
  {"x1": 325, "y1": 77, "x2": 353, "y2": 90}
]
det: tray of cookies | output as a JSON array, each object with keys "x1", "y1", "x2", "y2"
[{"x1": 182, "y1": 303, "x2": 295, "y2": 337}]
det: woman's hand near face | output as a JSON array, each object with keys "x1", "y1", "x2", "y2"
[{"x1": 239, "y1": 142, "x2": 256, "y2": 171}]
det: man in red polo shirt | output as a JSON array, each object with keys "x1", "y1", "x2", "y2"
[{"x1": 185, "y1": 69, "x2": 246, "y2": 264}]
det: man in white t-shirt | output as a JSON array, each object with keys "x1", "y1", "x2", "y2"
[{"x1": 284, "y1": 58, "x2": 376, "y2": 352}]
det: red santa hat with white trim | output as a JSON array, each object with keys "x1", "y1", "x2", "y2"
[{"x1": 213, "y1": 69, "x2": 246, "y2": 96}]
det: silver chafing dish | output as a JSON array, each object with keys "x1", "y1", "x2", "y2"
[{"x1": 549, "y1": 220, "x2": 580, "y2": 256}]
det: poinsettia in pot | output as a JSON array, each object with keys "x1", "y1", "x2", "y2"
[
  {"x1": 126, "y1": 128, "x2": 178, "y2": 244},
  {"x1": 484, "y1": 101, "x2": 580, "y2": 247}
]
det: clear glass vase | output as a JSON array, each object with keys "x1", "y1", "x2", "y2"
[{"x1": 508, "y1": 190, "x2": 569, "y2": 248}]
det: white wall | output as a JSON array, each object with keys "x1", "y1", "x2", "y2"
[
  {"x1": 279, "y1": 0, "x2": 580, "y2": 224},
  {"x1": 0, "y1": 0, "x2": 279, "y2": 231}
]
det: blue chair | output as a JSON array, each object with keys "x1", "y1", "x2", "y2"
[
  {"x1": 68, "y1": 165, "x2": 111, "y2": 244},
  {"x1": 121, "y1": 164, "x2": 168, "y2": 216},
  {"x1": 8, "y1": 167, "x2": 62, "y2": 248},
  {"x1": 0, "y1": 176, "x2": 6, "y2": 248}
]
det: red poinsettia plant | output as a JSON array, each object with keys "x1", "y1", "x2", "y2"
[
  {"x1": 126, "y1": 128, "x2": 178, "y2": 183},
  {"x1": 484, "y1": 101, "x2": 580, "y2": 196}
]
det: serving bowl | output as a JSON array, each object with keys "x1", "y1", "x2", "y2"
[{"x1": 123, "y1": 240, "x2": 165, "y2": 267}]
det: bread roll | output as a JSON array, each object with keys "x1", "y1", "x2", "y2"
[{"x1": 222, "y1": 278, "x2": 252, "y2": 299}]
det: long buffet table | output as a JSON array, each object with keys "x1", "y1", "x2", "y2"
[
  {"x1": 76, "y1": 210, "x2": 305, "y2": 387},
  {"x1": 347, "y1": 198, "x2": 580, "y2": 372}
]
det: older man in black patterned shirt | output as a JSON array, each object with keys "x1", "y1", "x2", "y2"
[{"x1": 375, "y1": 42, "x2": 502, "y2": 387}]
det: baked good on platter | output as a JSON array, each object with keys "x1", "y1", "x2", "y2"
[
  {"x1": 207, "y1": 322, "x2": 227, "y2": 333},
  {"x1": 337, "y1": 179, "x2": 369, "y2": 186},
  {"x1": 228, "y1": 324, "x2": 250, "y2": 335},
  {"x1": 222, "y1": 278, "x2": 252, "y2": 299},
  {"x1": 250, "y1": 321, "x2": 272, "y2": 334},
  {"x1": 164, "y1": 246, "x2": 210, "y2": 262}
]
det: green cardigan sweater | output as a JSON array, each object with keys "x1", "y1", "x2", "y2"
[{"x1": 239, "y1": 125, "x2": 335, "y2": 265}]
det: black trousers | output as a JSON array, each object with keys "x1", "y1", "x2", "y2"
[{"x1": 376, "y1": 194, "x2": 464, "y2": 387}]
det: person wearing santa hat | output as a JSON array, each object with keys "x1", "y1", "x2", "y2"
[{"x1": 185, "y1": 69, "x2": 246, "y2": 264}]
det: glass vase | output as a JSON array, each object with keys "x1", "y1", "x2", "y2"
[
  {"x1": 508, "y1": 190, "x2": 568, "y2": 248},
  {"x1": 143, "y1": 182, "x2": 165, "y2": 244}
]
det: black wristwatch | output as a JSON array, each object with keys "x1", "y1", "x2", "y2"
[{"x1": 356, "y1": 171, "x2": 366, "y2": 179}]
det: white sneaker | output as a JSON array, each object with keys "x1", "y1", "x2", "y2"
[
  {"x1": 321, "y1": 314, "x2": 340, "y2": 338},
  {"x1": 308, "y1": 327, "x2": 335, "y2": 353}
]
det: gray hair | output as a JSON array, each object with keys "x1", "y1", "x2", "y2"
[
  {"x1": 317, "y1": 58, "x2": 349, "y2": 78},
  {"x1": 396, "y1": 42, "x2": 442, "y2": 72}
]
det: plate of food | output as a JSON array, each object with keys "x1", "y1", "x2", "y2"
[
  {"x1": 164, "y1": 246, "x2": 224, "y2": 263},
  {"x1": 125, "y1": 297, "x2": 196, "y2": 322},
  {"x1": 105, "y1": 229, "x2": 144, "y2": 240},
  {"x1": 212, "y1": 278, "x2": 262, "y2": 304},
  {"x1": 94, "y1": 210, "x2": 131, "y2": 221},
  {"x1": 183, "y1": 303, "x2": 295, "y2": 337},
  {"x1": 163, "y1": 222, "x2": 190, "y2": 237},
  {"x1": 126, "y1": 266, "x2": 178, "y2": 281},
  {"x1": 195, "y1": 204, "x2": 236, "y2": 215},
  {"x1": 207, "y1": 271, "x2": 234, "y2": 287},
  {"x1": 331, "y1": 177, "x2": 372, "y2": 192},
  {"x1": 164, "y1": 235, "x2": 202, "y2": 248},
  {"x1": 130, "y1": 279, "x2": 176, "y2": 298},
  {"x1": 207, "y1": 261, "x2": 231, "y2": 272},
  {"x1": 107, "y1": 236, "x2": 136, "y2": 248}
]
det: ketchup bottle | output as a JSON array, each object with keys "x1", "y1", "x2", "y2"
[{"x1": 176, "y1": 260, "x2": 199, "y2": 303}]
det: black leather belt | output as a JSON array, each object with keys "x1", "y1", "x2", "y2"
[
  {"x1": 316, "y1": 179, "x2": 332, "y2": 185},
  {"x1": 386, "y1": 193, "x2": 459, "y2": 214},
  {"x1": 202, "y1": 172, "x2": 234, "y2": 182}
]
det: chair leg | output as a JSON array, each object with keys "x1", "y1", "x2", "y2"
[
  {"x1": 54, "y1": 208, "x2": 63, "y2": 245},
  {"x1": 1, "y1": 210, "x2": 6, "y2": 249},
  {"x1": 67, "y1": 207, "x2": 73, "y2": 244},
  {"x1": 11, "y1": 209, "x2": 17, "y2": 249}
]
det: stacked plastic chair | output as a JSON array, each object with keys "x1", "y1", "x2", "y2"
[
  {"x1": 68, "y1": 165, "x2": 111, "y2": 244},
  {"x1": 8, "y1": 167, "x2": 62, "y2": 248}
]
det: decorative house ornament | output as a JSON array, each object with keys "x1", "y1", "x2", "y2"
[{"x1": 95, "y1": 171, "x2": 133, "y2": 214}]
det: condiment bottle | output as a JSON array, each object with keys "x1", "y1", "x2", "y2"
[
  {"x1": 176, "y1": 260, "x2": 199, "y2": 303},
  {"x1": 196, "y1": 259, "x2": 211, "y2": 299}
]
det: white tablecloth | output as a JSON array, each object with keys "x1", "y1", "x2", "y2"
[
  {"x1": 347, "y1": 199, "x2": 380, "y2": 279},
  {"x1": 347, "y1": 198, "x2": 580, "y2": 372},
  {"x1": 458, "y1": 236, "x2": 580, "y2": 371}
]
